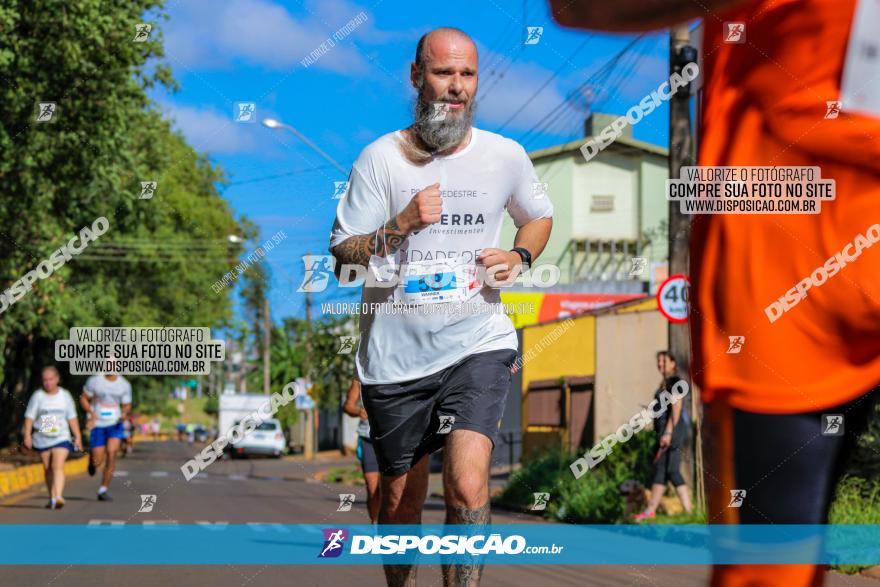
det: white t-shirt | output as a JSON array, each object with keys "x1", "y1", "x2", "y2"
[
  {"x1": 84, "y1": 375, "x2": 132, "y2": 427},
  {"x1": 330, "y1": 127, "x2": 553, "y2": 384},
  {"x1": 24, "y1": 389, "x2": 78, "y2": 449}
]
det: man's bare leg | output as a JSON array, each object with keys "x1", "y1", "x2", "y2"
[
  {"x1": 442, "y1": 430, "x2": 492, "y2": 587},
  {"x1": 90, "y1": 445, "x2": 106, "y2": 469},
  {"x1": 364, "y1": 471, "x2": 382, "y2": 524},
  {"x1": 102, "y1": 437, "x2": 120, "y2": 490},
  {"x1": 379, "y1": 455, "x2": 430, "y2": 586}
]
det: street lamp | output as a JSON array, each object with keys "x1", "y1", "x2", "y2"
[{"x1": 261, "y1": 117, "x2": 349, "y2": 177}]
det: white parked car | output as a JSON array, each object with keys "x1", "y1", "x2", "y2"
[{"x1": 230, "y1": 419, "x2": 285, "y2": 458}]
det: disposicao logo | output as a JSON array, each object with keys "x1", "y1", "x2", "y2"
[{"x1": 319, "y1": 528, "x2": 348, "y2": 558}]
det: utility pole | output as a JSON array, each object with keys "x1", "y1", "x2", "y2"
[
  {"x1": 263, "y1": 296, "x2": 271, "y2": 394},
  {"x1": 668, "y1": 24, "x2": 704, "y2": 513},
  {"x1": 668, "y1": 24, "x2": 695, "y2": 374}
]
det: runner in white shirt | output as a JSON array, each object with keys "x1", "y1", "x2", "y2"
[
  {"x1": 80, "y1": 369, "x2": 132, "y2": 501},
  {"x1": 329, "y1": 28, "x2": 552, "y2": 586},
  {"x1": 22, "y1": 366, "x2": 82, "y2": 509}
]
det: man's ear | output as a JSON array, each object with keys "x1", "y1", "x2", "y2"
[{"x1": 410, "y1": 62, "x2": 420, "y2": 90}]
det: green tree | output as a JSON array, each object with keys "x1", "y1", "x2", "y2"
[
  {"x1": 0, "y1": 1, "x2": 243, "y2": 443},
  {"x1": 203, "y1": 395, "x2": 219, "y2": 417},
  {"x1": 270, "y1": 326, "x2": 306, "y2": 386},
  {"x1": 240, "y1": 247, "x2": 270, "y2": 394},
  {"x1": 281, "y1": 315, "x2": 356, "y2": 410}
]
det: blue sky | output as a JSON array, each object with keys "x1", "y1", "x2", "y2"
[{"x1": 148, "y1": 0, "x2": 671, "y2": 322}]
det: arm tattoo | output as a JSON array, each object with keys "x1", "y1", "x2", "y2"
[
  {"x1": 443, "y1": 502, "x2": 491, "y2": 586},
  {"x1": 331, "y1": 216, "x2": 408, "y2": 268}
]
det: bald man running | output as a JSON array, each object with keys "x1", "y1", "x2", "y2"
[{"x1": 330, "y1": 27, "x2": 553, "y2": 587}]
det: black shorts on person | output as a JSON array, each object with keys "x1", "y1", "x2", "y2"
[{"x1": 361, "y1": 349, "x2": 517, "y2": 476}]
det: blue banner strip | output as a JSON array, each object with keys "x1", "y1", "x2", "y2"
[{"x1": 1, "y1": 524, "x2": 879, "y2": 565}]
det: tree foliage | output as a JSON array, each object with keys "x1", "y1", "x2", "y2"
[
  {"x1": 278, "y1": 315, "x2": 356, "y2": 410},
  {"x1": 0, "y1": 0, "x2": 244, "y2": 442}
]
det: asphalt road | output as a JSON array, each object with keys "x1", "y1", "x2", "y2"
[{"x1": 0, "y1": 441, "x2": 872, "y2": 587}]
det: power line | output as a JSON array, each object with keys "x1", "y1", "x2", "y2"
[
  {"x1": 516, "y1": 34, "x2": 647, "y2": 147},
  {"x1": 224, "y1": 164, "x2": 339, "y2": 187},
  {"x1": 495, "y1": 36, "x2": 594, "y2": 133},
  {"x1": 477, "y1": 44, "x2": 527, "y2": 101},
  {"x1": 479, "y1": 20, "x2": 523, "y2": 86},
  {"x1": 75, "y1": 256, "x2": 237, "y2": 263},
  {"x1": 93, "y1": 238, "x2": 309, "y2": 250}
]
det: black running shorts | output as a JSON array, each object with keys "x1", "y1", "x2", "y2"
[{"x1": 361, "y1": 349, "x2": 517, "y2": 477}]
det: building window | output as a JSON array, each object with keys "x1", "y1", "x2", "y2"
[{"x1": 591, "y1": 194, "x2": 615, "y2": 212}]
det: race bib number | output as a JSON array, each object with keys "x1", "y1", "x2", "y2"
[
  {"x1": 39, "y1": 415, "x2": 61, "y2": 436},
  {"x1": 96, "y1": 400, "x2": 120, "y2": 424},
  {"x1": 396, "y1": 258, "x2": 472, "y2": 305}
]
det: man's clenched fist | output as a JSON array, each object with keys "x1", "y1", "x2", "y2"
[
  {"x1": 478, "y1": 248, "x2": 525, "y2": 286},
  {"x1": 396, "y1": 182, "x2": 442, "y2": 233}
]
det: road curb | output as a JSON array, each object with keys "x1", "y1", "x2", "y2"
[{"x1": 0, "y1": 455, "x2": 88, "y2": 499}]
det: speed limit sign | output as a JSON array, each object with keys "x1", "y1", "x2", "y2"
[{"x1": 657, "y1": 274, "x2": 690, "y2": 323}]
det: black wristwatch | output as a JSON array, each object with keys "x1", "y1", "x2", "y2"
[{"x1": 511, "y1": 247, "x2": 532, "y2": 267}]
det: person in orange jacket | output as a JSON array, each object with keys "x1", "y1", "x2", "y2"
[{"x1": 549, "y1": 1, "x2": 880, "y2": 585}]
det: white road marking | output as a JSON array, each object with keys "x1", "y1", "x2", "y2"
[{"x1": 149, "y1": 471, "x2": 169, "y2": 477}]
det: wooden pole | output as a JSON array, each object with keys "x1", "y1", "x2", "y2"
[{"x1": 669, "y1": 24, "x2": 705, "y2": 513}]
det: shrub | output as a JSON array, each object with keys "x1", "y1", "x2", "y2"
[
  {"x1": 324, "y1": 466, "x2": 364, "y2": 486},
  {"x1": 497, "y1": 449, "x2": 568, "y2": 510},
  {"x1": 203, "y1": 396, "x2": 219, "y2": 416},
  {"x1": 830, "y1": 476, "x2": 880, "y2": 525},
  {"x1": 497, "y1": 431, "x2": 657, "y2": 524},
  {"x1": 829, "y1": 476, "x2": 880, "y2": 574}
]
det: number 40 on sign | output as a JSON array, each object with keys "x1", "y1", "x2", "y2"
[{"x1": 657, "y1": 274, "x2": 690, "y2": 323}]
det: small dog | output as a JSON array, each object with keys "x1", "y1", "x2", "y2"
[{"x1": 619, "y1": 479, "x2": 649, "y2": 519}]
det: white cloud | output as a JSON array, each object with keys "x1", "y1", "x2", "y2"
[
  {"x1": 164, "y1": 0, "x2": 375, "y2": 74},
  {"x1": 162, "y1": 102, "x2": 260, "y2": 155}
]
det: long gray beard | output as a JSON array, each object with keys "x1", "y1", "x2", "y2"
[{"x1": 412, "y1": 95, "x2": 476, "y2": 153}]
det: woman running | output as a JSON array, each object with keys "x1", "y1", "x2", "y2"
[{"x1": 22, "y1": 366, "x2": 82, "y2": 509}]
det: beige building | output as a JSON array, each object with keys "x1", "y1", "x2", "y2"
[{"x1": 501, "y1": 113, "x2": 670, "y2": 290}]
